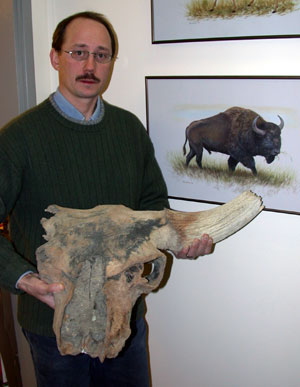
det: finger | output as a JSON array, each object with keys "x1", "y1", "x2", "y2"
[
  {"x1": 33, "y1": 284, "x2": 62, "y2": 309},
  {"x1": 188, "y1": 235, "x2": 212, "y2": 257},
  {"x1": 47, "y1": 283, "x2": 65, "y2": 293},
  {"x1": 176, "y1": 239, "x2": 202, "y2": 258},
  {"x1": 204, "y1": 237, "x2": 214, "y2": 254},
  {"x1": 176, "y1": 246, "x2": 190, "y2": 258},
  {"x1": 187, "y1": 238, "x2": 202, "y2": 257}
]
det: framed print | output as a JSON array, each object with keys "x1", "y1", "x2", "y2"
[
  {"x1": 151, "y1": 0, "x2": 300, "y2": 43},
  {"x1": 145, "y1": 76, "x2": 300, "y2": 215}
]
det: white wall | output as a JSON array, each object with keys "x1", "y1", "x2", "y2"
[{"x1": 31, "y1": 1, "x2": 300, "y2": 386}]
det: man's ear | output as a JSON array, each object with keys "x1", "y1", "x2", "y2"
[{"x1": 50, "y1": 48, "x2": 60, "y2": 71}]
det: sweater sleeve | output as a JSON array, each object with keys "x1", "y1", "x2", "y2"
[
  {"x1": 0, "y1": 131, "x2": 37, "y2": 294},
  {"x1": 138, "y1": 127, "x2": 170, "y2": 211}
]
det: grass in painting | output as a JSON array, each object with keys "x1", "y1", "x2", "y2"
[
  {"x1": 168, "y1": 151, "x2": 296, "y2": 189},
  {"x1": 186, "y1": 0, "x2": 295, "y2": 19}
]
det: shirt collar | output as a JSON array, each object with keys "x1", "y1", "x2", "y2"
[{"x1": 53, "y1": 88, "x2": 101, "y2": 122}]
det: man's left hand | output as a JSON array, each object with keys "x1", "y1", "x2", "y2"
[{"x1": 174, "y1": 234, "x2": 214, "y2": 259}]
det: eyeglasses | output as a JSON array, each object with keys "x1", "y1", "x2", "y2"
[{"x1": 63, "y1": 50, "x2": 113, "y2": 64}]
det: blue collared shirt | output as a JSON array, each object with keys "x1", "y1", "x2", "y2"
[{"x1": 52, "y1": 88, "x2": 101, "y2": 121}]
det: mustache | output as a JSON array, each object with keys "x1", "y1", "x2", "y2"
[{"x1": 76, "y1": 73, "x2": 100, "y2": 82}]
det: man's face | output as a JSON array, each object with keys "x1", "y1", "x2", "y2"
[{"x1": 50, "y1": 17, "x2": 113, "y2": 105}]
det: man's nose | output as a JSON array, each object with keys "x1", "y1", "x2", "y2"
[{"x1": 83, "y1": 53, "x2": 96, "y2": 71}]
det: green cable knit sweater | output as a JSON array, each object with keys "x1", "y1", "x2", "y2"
[{"x1": 0, "y1": 97, "x2": 169, "y2": 336}]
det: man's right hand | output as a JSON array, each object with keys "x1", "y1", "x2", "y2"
[{"x1": 17, "y1": 273, "x2": 64, "y2": 309}]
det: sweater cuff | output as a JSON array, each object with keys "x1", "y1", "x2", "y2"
[{"x1": 15, "y1": 270, "x2": 35, "y2": 289}]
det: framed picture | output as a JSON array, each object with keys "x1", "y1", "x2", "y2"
[
  {"x1": 151, "y1": 0, "x2": 300, "y2": 43},
  {"x1": 145, "y1": 76, "x2": 300, "y2": 215}
]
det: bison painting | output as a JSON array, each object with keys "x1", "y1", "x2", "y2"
[
  {"x1": 210, "y1": 0, "x2": 280, "y2": 13},
  {"x1": 183, "y1": 106, "x2": 284, "y2": 175}
]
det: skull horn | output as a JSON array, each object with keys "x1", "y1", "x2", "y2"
[{"x1": 152, "y1": 190, "x2": 264, "y2": 252}]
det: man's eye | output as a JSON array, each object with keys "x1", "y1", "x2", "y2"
[
  {"x1": 96, "y1": 52, "x2": 106, "y2": 59},
  {"x1": 74, "y1": 50, "x2": 85, "y2": 57}
]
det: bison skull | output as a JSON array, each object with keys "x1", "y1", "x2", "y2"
[{"x1": 36, "y1": 191, "x2": 263, "y2": 362}]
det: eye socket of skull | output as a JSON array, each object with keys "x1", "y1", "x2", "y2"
[
  {"x1": 122, "y1": 257, "x2": 165, "y2": 284},
  {"x1": 142, "y1": 257, "x2": 165, "y2": 282}
]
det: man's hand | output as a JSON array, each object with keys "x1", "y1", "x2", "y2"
[
  {"x1": 174, "y1": 234, "x2": 214, "y2": 259},
  {"x1": 17, "y1": 273, "x2": 64, "y2": 309}
]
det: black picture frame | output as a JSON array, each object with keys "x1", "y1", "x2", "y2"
[{"x1": 146, "y1": 75, "x2": 300, "y2": 215}]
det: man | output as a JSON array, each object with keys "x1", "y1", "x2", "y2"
[{"x1": 0, "y1": 11, "x2": 213, "y2": 387}]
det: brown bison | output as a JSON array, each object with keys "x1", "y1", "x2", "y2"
[{"x1": 183, "y1": 106, "x2": 284, "y2": 175}]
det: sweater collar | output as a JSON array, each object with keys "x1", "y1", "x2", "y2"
[
  {"x1": 53, "y1": 88, "x2": 101, "y2": 122},
  {"x1": 49, "y1": 92, "x2": 105, "y2": 126}
]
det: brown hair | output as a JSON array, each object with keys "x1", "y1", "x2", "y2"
[{"x1": 52, "y1": 11, "x2": 117, "y2": 57}]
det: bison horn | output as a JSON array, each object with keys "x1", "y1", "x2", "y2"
[
  {"x1": 252, "y1": 116, "x2": 266, "y2": 136},
  {"x1": 277, "y1": 115, "x2": 284, "y2": 130}
]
